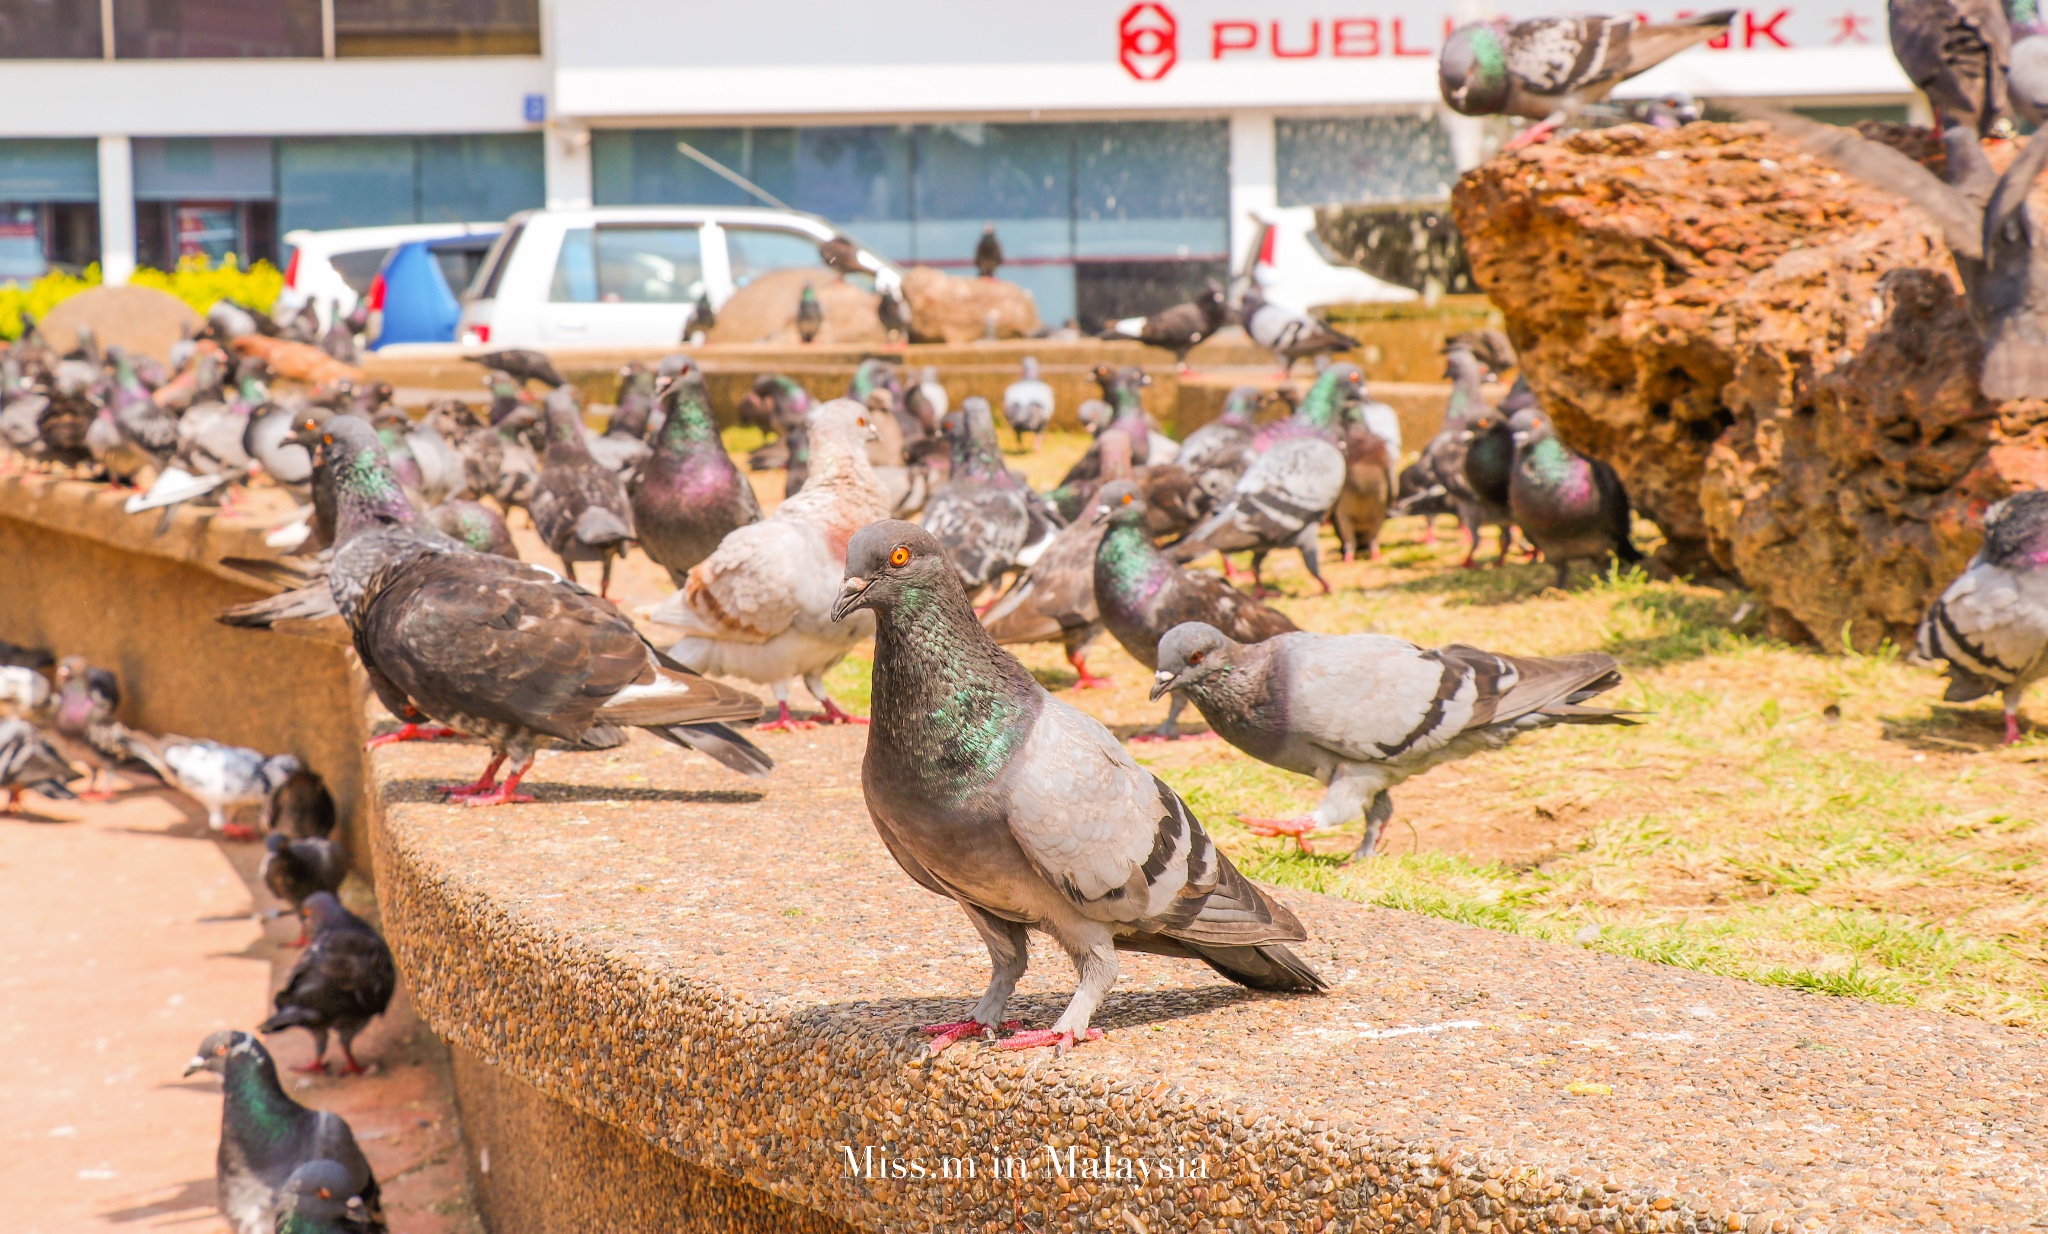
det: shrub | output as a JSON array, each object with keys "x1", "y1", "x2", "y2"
[{"x1": 0, "y1": 255, "x2": 285, "y2": 341}]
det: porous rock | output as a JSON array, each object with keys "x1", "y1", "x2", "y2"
[
  {"x1": 38, "y1": 284, "x2": 201, "y2": 364},
  {"x1": 1454, "y1": 121, "x2": 2048, "y2": 648},
  {"x1": 708, "y1": 268, "x2": 886, "y2": 346},
  {"x1": 900, "y1": 266, "x2": 1041, "y2": 344}
]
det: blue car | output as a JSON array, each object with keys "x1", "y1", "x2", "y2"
[{"x1": 365, "y1": 228, "x2": 503, "y2": 349}]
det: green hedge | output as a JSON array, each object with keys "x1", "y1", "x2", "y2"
[{"x1": 0, "y1": 255, "x2": 286, "y2": 341}]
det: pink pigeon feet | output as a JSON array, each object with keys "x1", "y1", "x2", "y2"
[
  {"x1": 2007, "y1": 713, "x2": 2023, "y2": 745},
  {"x1": 456, "y1": 770, "x2": 534, "y2": 808},
  {"x1": 367, "y1": 723, "x2": 459, "y2": 749},
  {"x1": 918, "y1": 1019, "x2": 1022, "y2": 1055},
  {"x1": 758, "y1": 701, "x2": 818, "y2": 733},
  {"x1": 821, "y1": 700, "x2": 869, "y2": 726},
  {"x1": 437, "y1": 755, "x2": 505, "y2": 799},
  {"x1": 1242, "y1": 816, "x2": 1319, "y2": 853},
  {"x1": 996, "y1": 1027, "x2": 1105, "y2": 1053},
  {"x1": 1066, "y1": 653, "x2": 1112, "y2": 690},
  {"x1": 290, "y1": 1060, "x2": 327, "y2": 1075},
  {"x1": 219, "y1": 823, "x2": 260, "y2": 842},
  {"x1": 1504, "y1": 119, "x2": 1560, "y2": 151}
]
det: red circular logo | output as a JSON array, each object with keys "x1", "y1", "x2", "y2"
[{"x1": 1119, "y1": 3, "x2": 1178, "y2": 81}]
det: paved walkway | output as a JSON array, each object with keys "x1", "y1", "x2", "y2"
[{"x1": 1, "y1": 784, "x2": 478, "y2": 1234}]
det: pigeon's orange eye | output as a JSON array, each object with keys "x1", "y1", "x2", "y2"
[
  {"x1": 322, "y1": 434, "x2": 333, "y2": 445},
  {"x1": 1189, "y1": 651, "x2": 1205, "y2": 665},
  {"x1": 889, "y1": 545, "x2": 911, "y2": 567},
  {"x1": 317, "y1": 1188, "x2": 333, "y2": 1200},
  {"x1": 1121, "y1": 493, "x2": 1133, "y2": 505}
]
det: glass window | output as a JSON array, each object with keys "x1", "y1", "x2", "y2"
[
  {"x1": 174, "y1": 203, "x2": 238, "y2": 261},
  {"x1": 1276, "y1": 114, "x2": 1458, "y2": 207},
  {"x1": 329, "y1": 247, "x2": 392, "y2": 296},
  {"x1": 469, "y1": 219, "x2": 521, "y2": 298},
  {"x1": 913, "y1": 123, "x2": 1071, "y2": 264},
  {"x1": 333, "y1": 0, "x2": 537, "y2": 56},
  {"x1": 113, "y1": 0, "x2": 321, "y2": 57},
  {"x1": 724, "y1": 226, "x2": 826, "y2": 289},
  {"x1": 429, "y1": 238, "x2": 494, "y2": 296},
  {"x1": 0, "y1": 204, "x2": 46, "y2": 281},
  {"x1": 1074, "y1": 120, "x2": 1228, "y2": 260},
  {"x1": 277, "y1": 137, "x2": 414, "y2": 233},
  {"x1": 0, "y1": 0, "x2": 103, "y2": 58},
  {"x1": 593, "y1": 128, "x2": 754, "y2": 209},
  {"x1": 417, "y1": 134, "x2": 542, "y2": 224},
  {"x1": 134, "y1": 137, "x2": 273, "y2": 201},
  {"x1": 0, "y1": 139, "x2": 98, "y2": 202},
  {"x1": 551, "y1": 225, "x2": 702, "y2": 304}
]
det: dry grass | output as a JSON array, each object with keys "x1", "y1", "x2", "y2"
[{"x1": 805, "y1": 429, "x2": 2048, "y2": 1030}]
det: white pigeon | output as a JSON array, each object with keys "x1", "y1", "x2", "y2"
[
  {"x1": 1915, "y1": 490, "x2": 2048, "y2": 744},
  {"x1": 0, "y1": 664, "x2": 50, "y2": 718},
  {"x1": 1000, "y1": 357, "x2": 1055, "y2": 448},
  {"x1": 649, "y1": 399, "x2": 892, "y2": 731},
  {"x1": 126, "y1": 736, "x2": 301, "y2": 839}
]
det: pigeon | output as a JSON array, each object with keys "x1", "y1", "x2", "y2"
[
  {"x1": 276, "y1": 1160, "x2": 382, "y2": 1234},
  {"x1": 1000, "y1": 357, "x2": 1055, "y2": 449},
  {"x1": 650, "y1": 400, "x2": 892, "y2": 731},
  {"x1": 261, "y1": 832, "x2": 348, "y2": 945},
  {"x1": 737, "y1": 374, "x2": 812, "y2": 469},
  {"x1": 1095, "y1": 481, "x2": 1299, "y2": 740},
  {"x1": 1457, "y1": 396, "x2": 1522, "y2": 562},
  {"x1": 1099, "y1": 281, "x2": 1229, "y2": 371},
  {"x1": 1177, "y1": 387, "x2": 1261, "y2": 503},
  {"x1": 1742, "y1": 109, "x2": 2048, "y2": 400},
  {"x1": 0, "y1": 636, "x2": 53, "y2": 671},
  {"x1": 921, "y1": 398, "x2": 1059, "y2": 597},
  {"x1": 878, "y1": 285, "x2": 911, "y2": 341},
  {"x1": 0, "y1": 717, "x2": 77, "y2": 813},
  {"x1": 89, "y1": 350, "x2": 177, "y2": 485},
  {"x1": 1440, "y1": 11, "x2": 1737, "y2": 147},
  {"x1": 780, "y1": 420, "x2": 813, "y2": 498},
  {"x1": 531, "y1": 387, "x2": 636, "y2": 597},
  {"x1": 2013, "y1": 0, "x2": 2048, "y2": 124},
  {"x1": 1333, "y1": 409, "x2": 1395, "y2": 563},
  {"x1": 123, "y1": 738, "x2": 300, "y2": 840},
  {"x1": 46, "y1": 657, "x2": 136, "y2": 798},
  {"x1": 683, "y1": 290, "x2": 717, "y2": 342},
  {"x1": 980, "y1": 430, "x2": 1135, "y2": 690},
  {"x1": 908, "y1": 365, "x2": 950, "y2": 429},
  {"x1": 830, "y1": 520, "x2": 1325, "y2": 1054},
  {"x1": 819, "y1": 236, "x2": 871, "y2": 277},
  {"x1": 1048, "y1": 366, "x2": 1153, "y2": 520},
  {"x1": 1398, "y1": 345, "x2": 1511, "y2": 566},
  {"x1": 1890, "y1": 0, "x2": 2012, "y2": 136},
  {"x1": 1239, "y1": 287, "x2": 1355, "y2": 374},
  {"x1": 796, "y1": 282, "x2": 824, "y2": 344},
  {"x1": 1154, "y1": 622, "x2": 1635, "y2": 858},
  {"x1": 258, "y1": 892, "x2": 396, "y2": 1075},
  {"x1": 848, "y1": 358, "x2": 915, "y2": 440},
  {"x1": 1507, "y1": 406, "x2": 1641, "y2": 587},
  {"x1": 265, "y1": 760, "x2": 337, "y2": 840},
  {"x1": 244, "y1": 388, "x2": 316, "y2": 498},
  {"x1": 1166, "y1": 432, "x2": 1347, "y2": 597},
  {"x1": 974, "y1": 224, "x2": 1003, "y2": 278},
  {"x1": 607, "y1": 362, "x2": 657, "y2": 437},
  {"x1": 0, "y1": 663, "x2": 50, "y2": 717},
  {"x1": 632, "y1": 365, "x2": 764, "y2": 587},
  {"x1": 315, "y1": 416, "x2": 774, "y2": 800},
  {"x1": 473, "y1": 348, "x2": 565, "y2": 389},
  {"x1": 183, "y1": 1030, "x2": 384, "y2": 1234},
  {"x1": 1914, "y1": 489, "x2": 2048, "y2": 742},
  {"x1": 425, "y1": 497, "x2": 519, "y2": 558}
]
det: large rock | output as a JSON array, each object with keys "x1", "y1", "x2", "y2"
[
  {"x1": 1453, "y1": 121, "x2": 2048, "y2": 649},
  {"x1": 39, "y1": 284, "x2": 201, "y2": 364},
  {"x1": 706, "y1": 268, "x2": 884, "y2": 346},
  {"x1": 900, "y1": 266, "x2": 1040, "y2": 343}
]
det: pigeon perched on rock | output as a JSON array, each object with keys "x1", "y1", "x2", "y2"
[
  {"x1": 0, "y1": 717, "x2": 76, "y2": 812},
  {"x1": 650, "y1": 399, "x2": 892, "y2": 731},
  {"x1": 259, "y1": 892, "x2": 396, "y2": 1075},
  {"x1": 1001, "y1": 357, "x2": 1055, "y2": 448},
  {"x1": 796, "y1": 282, "x2": 824, "y2": 343},
  {"x1": 1507, "y1": 406, "x2": 1640, "y2": 587},
  {"x1": 1154, "y1": 622, "x2": 1635, "y2": 858},
  {"x1": 276, "y1": 1160, "x2": 382, "y2": 1234},
  {"x1": 1440, "y1": 11, "x2": 1736, "y2": 146},
  {"x1": 124, "y1": 738, "x2": 301, "y2": 841},
  {"x1": 922, "y1": 398, "x2": 1059, "y2": 597},
  {"x1": 261, "y1": 832, "x2": 349, "y2": 943},
  {"x1": 633, "y1": 365, "x2": 764, "y2": 586},
  {"x1": 831, "y1": 520, "x2": 1325, "y2": 1054},
  {"x1": 1914, "y1": 489, "x2": 2048, "y2": 742},
  {"x1": 473, "y1": 349, "x2": 565, "y2": 389},
  {"x1": 313, "y1": 415, "x2": 773, "y2": 801},
  {"x1": 1099, "y1": 282, "x2": 1229, "y2": 371},
  {"x1": 974, "y1": 225, "x2": 1004, "y2": 278},
  {"x1": 184, "y1": 1030, "x2": 384, "y2": 1234},
  {"x1": 1239, "y1": 287, "x2": 1355, "y2": 374},
  {"x1": 1891, "y1": 0, "x2": 2013, "y2": 136},
  {"x1": 531, "y1": 387, "x2": 636, "y2": 597},
  {"x1": 980, "y1": 431, "x2": 1135, "y2": 690}
]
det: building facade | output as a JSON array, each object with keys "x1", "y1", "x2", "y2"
[{"x1": 1, "y1": 0, "x2": 1913, "y2": 324}]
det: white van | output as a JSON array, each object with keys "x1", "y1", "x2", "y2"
[
  {"x1": 455, "y1": 206, "x2": 904, "y2": 348},
  {"x1": 1238, "y1": 206, "x2": 1414, "y2": 310},
  {"x1": 279, "y1": 222, "x2": 501, "y2": 328}
]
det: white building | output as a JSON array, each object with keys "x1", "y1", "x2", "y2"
[{"x1": 0, "y1": 0, "x2": 1912, "y2": 324}]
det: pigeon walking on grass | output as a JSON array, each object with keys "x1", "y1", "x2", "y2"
[
  {"x1": 921, "y1": 398, "x2": 1059, "y2": 597},
  {"x1": 1167, "y1": 433, "x2": 1346, "y2": 597},
  {"x1": 531, "y1": 387, "x2": 636, "y2": 598},
  {"x1": 185, "y1": 1031, "x2": 385, "y2": 1234},
  {"x1": 1507, "y1": 406, "x2": 1640, "y2": 587},
  {"x1": 259, "y1": 892, "x2": 396, "y2": 1076},
  {"x1": 1152, "y1": 622, "x2": 1635, "y2": 859},
  {"x1": 1915, "y1": 489, "x2": 2048, "y2": 743},
  {"x1": 632, "y1": 365, "x2": 764, "y2": 586},
  {"x1": 1398, "y1": 344, "x2": 1513, "y2": 567},
  {"x1": 831, "y1": 520, "x2": 1324, "y2": 1055}
]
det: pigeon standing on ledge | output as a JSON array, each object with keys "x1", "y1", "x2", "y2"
[
  {"x1": 632, "y1": 364, "x2": 764, "y2": 586},
  {"x1": 974, "y1": 224, "x2": 1004, "y2": 278},
  {"x1": 1098, "y1": 282, "x2": 1229, "y2": 371},
  {"x1": 472, "y1": 349, "x2": 565, "y2": 389},
  {"x1": 832, "y1": 521, "x2": 1324, "y2": 1055},
  {"x1": 531, "y1": 386, "x2": 635, "y2": 598},
  {"x1": 1915, "y1": 489, "x2": 2048, "y2": 743}
]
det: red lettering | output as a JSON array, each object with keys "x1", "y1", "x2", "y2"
[
  {"x1": 1271, "y1": 18, "x2": 1321, "y2": 57},
  {"x1": 1391, "y1": 16, "x2": 1430, "y2": 55},
  {"x1": 1212, "y1": 20, "x2": 1258, "y2": 57},
  {"x1": 1743, "y1": 8, "x2": 1790, "y2": 46},
  {"x1": 1332, "y1": 17, "x2": 1380, "y2": 56}
]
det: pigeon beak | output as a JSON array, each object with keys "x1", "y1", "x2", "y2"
[
  {"x1": 829, "y1": 575, "x2": 873, "y2": 623},
  {"x1": 1148, "y1": 670, "x2": 1178, "y2": 702},
  {"x1": 182, "y1": 1055, "x2": 208, "y2": 1077}
]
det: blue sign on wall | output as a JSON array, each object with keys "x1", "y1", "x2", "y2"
[{"x1": 523, "y1": 93, "x2": 547, "y2": 124}]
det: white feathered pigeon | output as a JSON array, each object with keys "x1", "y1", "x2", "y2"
[
  {"x1": 1001, "y1": 356, "x2": 1055, "y2": 449},
  {"x1": 124, "y1": 736, "x2": 301, "y2": 840},
  {"x1": 1915, "y1": 489, "x2": 2048, "y2": 743}
]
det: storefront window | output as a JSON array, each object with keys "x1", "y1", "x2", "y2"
[
  {"x1": 418, "y1": 134, "x2": 544, "y2": 224},
  {"x1": 0, "y1": 0, "x2": 102, "y2": 58},
  {"x1": 333, "y1": 0, "x2": 538, "y2": 57},
  {"x1": 1277, "y1": 114, "x2": 1458, "y2": 207},
  {"x1": 113, "y1": 0, "x2": 321, "y2": 58},
  {"x1": 278, "y1": 134, "x2": 541, "y2": 234},
  {"x1": 0, "y1": 204, "x2": 46, "y2": 280}
]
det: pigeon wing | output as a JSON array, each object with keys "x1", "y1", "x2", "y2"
[
  {"x1": 650, "y1": 520, "x2": 820, "y2": 644},
  {"x1": 1919, "y1": 560, "x2": 2048, "y2": 683},
  {"x1": 1615, "y1": 11, "x2": 1739, "y2": 81}
]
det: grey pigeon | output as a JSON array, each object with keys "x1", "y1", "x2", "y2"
[
  {"x1": 1239, "y1": 287, "x2": 1354, "y2": 374},
  {"x1": 531, "y1": 386, "x2": 636, "y2": 597},
  {"x1": 2012, "y1": 2, "x2": 2048, "y2": 126},
  {"x1": 1400, "y1": 343, "x2": 1513, "y2": 567},
  {"x1": 1153, "y1": 622, "x2": 1635, "y2": 859},
  {"x1": 633, "y1": 365, "x2": 763, "y2": 586},
  {"x1": 1000, "y1": 356, "x2": 1054, "y2": 448},
  {"x1": 425, "y1": 497, "x2": 519, "y2": 559},
  {"x1": 0, "y1": 717, "x2": 77, "y2": 813},
  {"x1": 265, "y1": 760, "x2": 336, "y2": 840},
  {"x1": 1047, "y1": 365, "x2": 1152, "y2": 521},
  {"x1": 1890, "y1": 0, "x2": 2012, "y2": 136},
  {"x1": 1094, "y1": 481, "x2": 1298, "y2": 739},
  {"x1": 921, "y1": 398, "x2": 1057, "y2": 597},
  {"x1": 1440, "y1": 11, "x2": 1736, "y2": 146},
  {"x1": 1507, "y1": 406, "x2": 1641, "y2": 586},
  {"x1": 1098, "y1": 281, "x2": 1229, "y2": 370},
  {"x1": 258, "y1": 892, "x2": 396, "y2": 1075},
  {"x1": 473, "y1": 348, "x2": 565, "y2": 389},
  {"x1": 123, "y1": 736, "x2": 301, "y2": 840},
  {"x1": 1166, "y1": 433, "x2": 1346, "y2": 597},
  {"x1": 796, "y1": 281, "x2": 823, "y2": 343},
  {"x1": 276, "y1": 1160, "x2": 381, "y2": 1234},
  {"x1": 183, "y1": 1031, "x2": 385, "y2": 1234},
  {"x1": 830, "y1": 520, "x2": 1325, "y2": 1054},
  {"x1": 1915, "y1": 489, "x2": 2048, "y2": 742},
  {"x1": 1177, "y1": 387, "x2": 1261, "y2": 504},
  {"x1": 261, "y1": 831, "x2": 348, "y2": 944}
]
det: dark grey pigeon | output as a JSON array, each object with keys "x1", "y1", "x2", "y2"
[
  {"x1": 1098, "y1": 281, "x2": 1228, "y2": 370},
  {"x1": 276, "y1": 1160, "x2": 381, "y2": 1234},
  {"x1": 631, "y1": 365, "x2": 763, "y2": 586},
  {"x1": 1890, "y1": 0, "x2": 2012, "y2": 136},
  {"x1": 0, "y1": 717, "x2": 77, "y2": 813},
  {"x1": 183, "y1": 1030, "x2": 385, "y2": 1234},
  {"x1": 1914, "y1": 488, "x2": 2048, "y2": 742},
  {"x1": 1395, "y1": 343, "x2": 1508, "y2": 566},
  {"x1": 1153, "y1": 621, "x2": 1635, "y2": 859},
  {"x1": 265, "y1": 761, "x2": 336, "y2": 840},
  {"x1": 921, "y1": 397, "x2": 1055, "y2": 597},
  {"x1": 258, "y1": 892, "x2": 396, "y2": 1075},
  {"x1": 472, "y1": 348, "x2": 565, "y2": 389},
  {"x1": 531, "y1": 386, "x2": 635, "y2": 598},
  {"x1": 1507, "y1": 406, "x2": 1641, "y2": 587},
  {"x1": 261, "y1": 831, "x2": 348, "y2": 944},
  {"x1": 830, "y1": 520, "x2": 1325, "y2": 1055}
]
